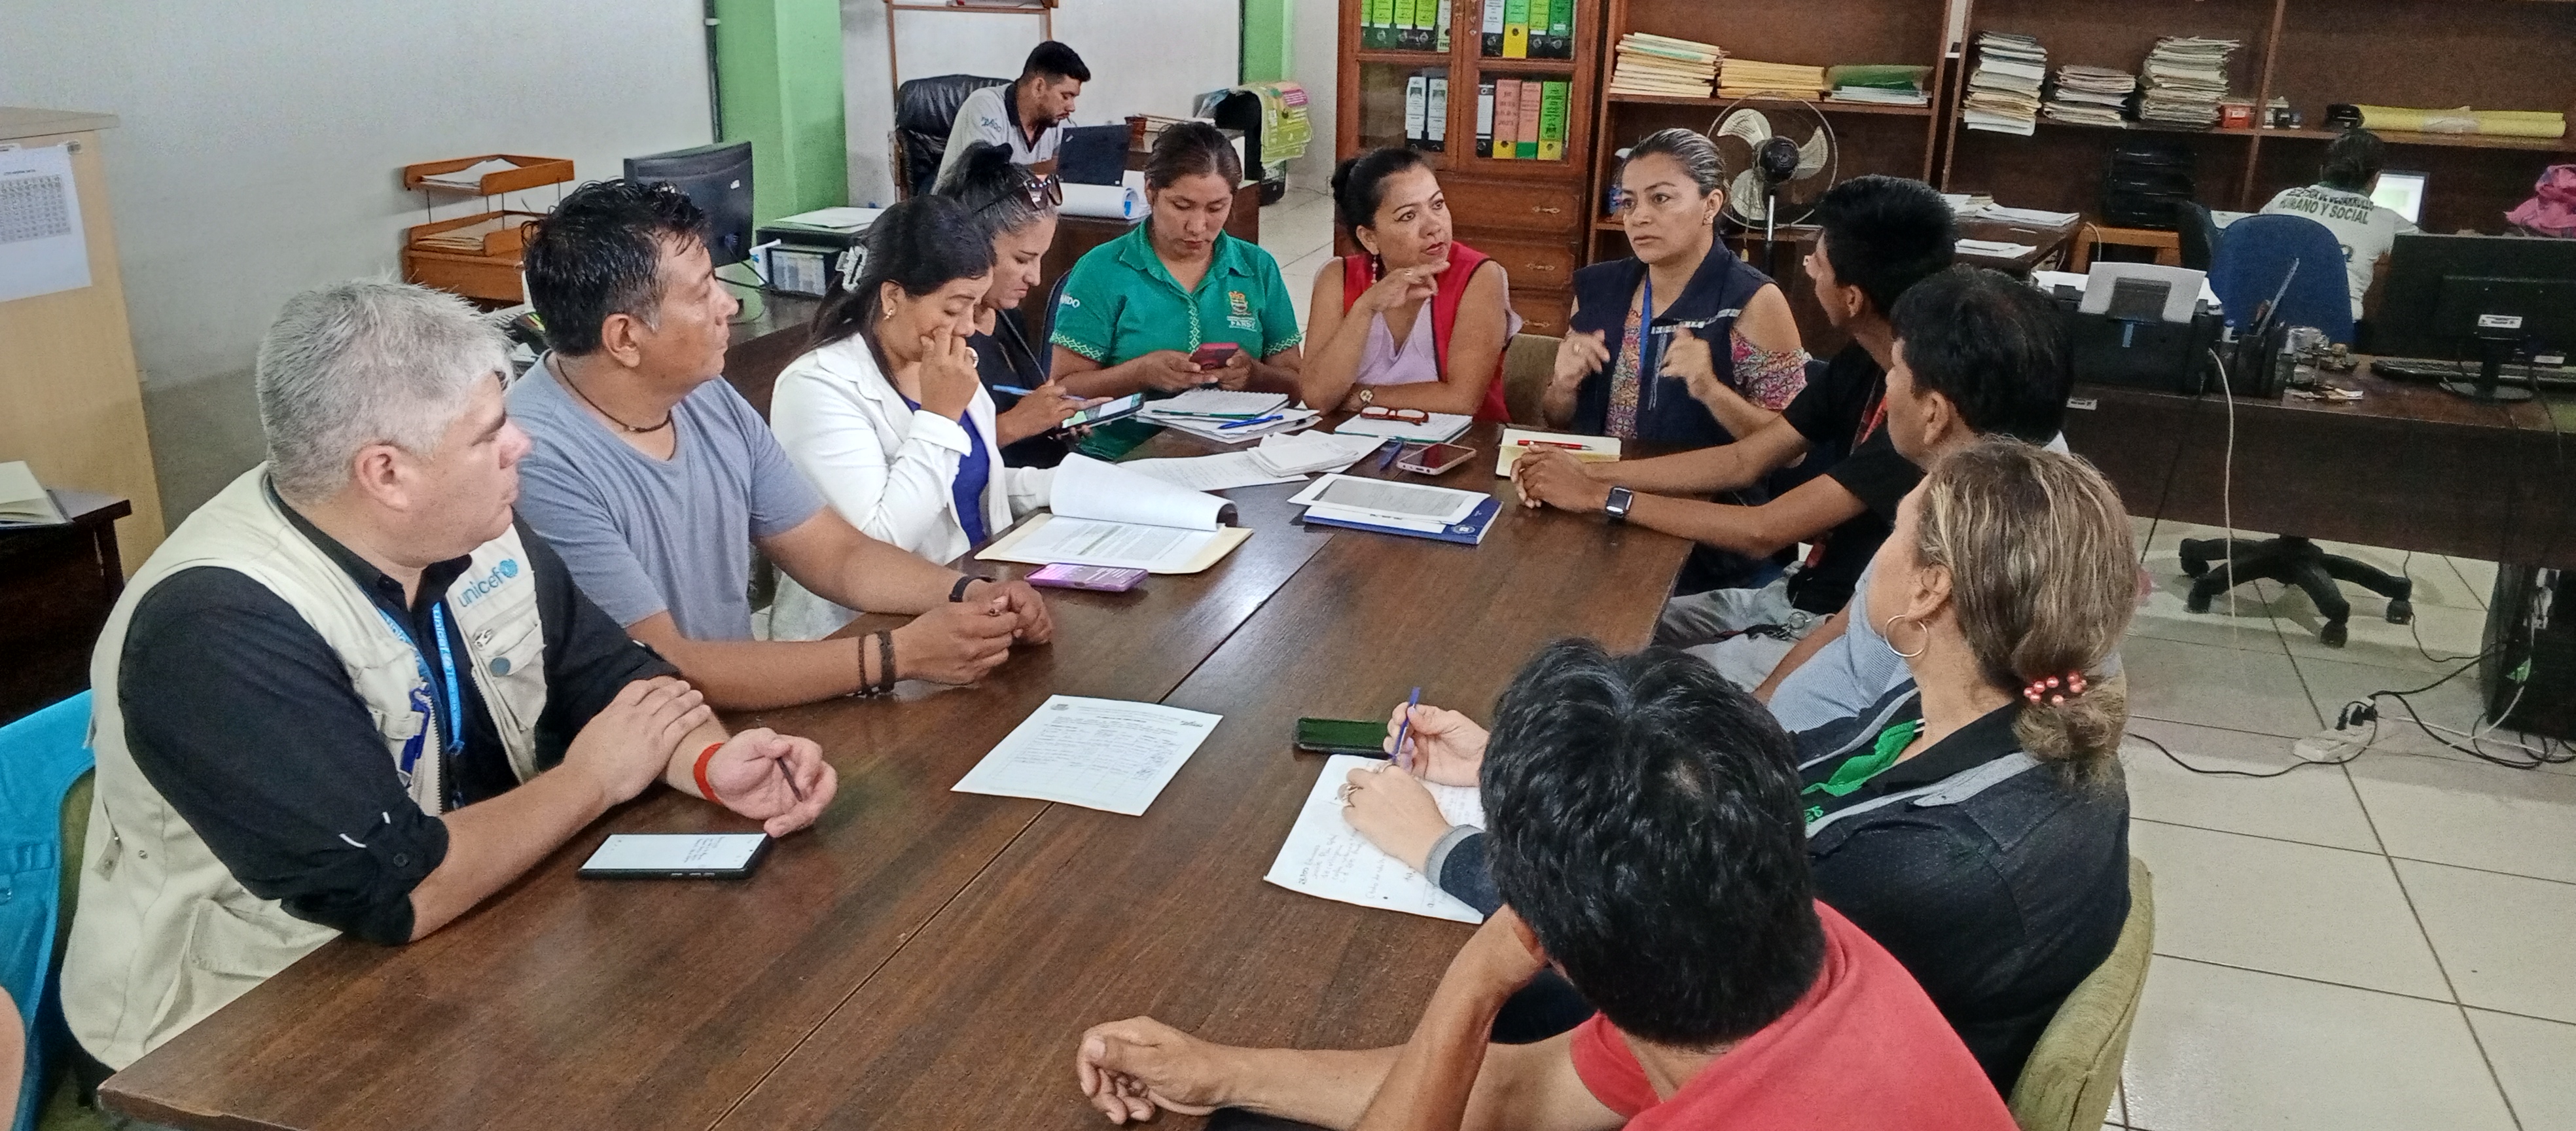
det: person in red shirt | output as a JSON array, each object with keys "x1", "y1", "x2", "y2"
[{"x1": 1073, "y1": 641, "x2": 2015, "y2": 1131}]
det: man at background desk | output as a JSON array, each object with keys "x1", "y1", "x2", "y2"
[{"x1": 939, "y1": 41, "x2": 1091, "y2": 183}]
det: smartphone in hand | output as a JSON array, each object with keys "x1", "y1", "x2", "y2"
[{"x1": 1190, "y1": 342, "x2": 1243, "y2": 372}]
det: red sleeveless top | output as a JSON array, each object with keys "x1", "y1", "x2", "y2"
[{"x1": 1338, "y1": 242, "x2": 1513, "y2": 422}]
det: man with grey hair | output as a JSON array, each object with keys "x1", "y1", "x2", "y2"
[{"x1": 63, "y1": 279, "x2": 836, "y2": 1079}]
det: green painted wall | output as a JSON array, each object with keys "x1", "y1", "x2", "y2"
[
  {"x1": 714, "y1": 0, "x2": 848, "y2": 224},
  {"x1": 1242, "y1": 0, "x2": 1293, "y2": 84}
]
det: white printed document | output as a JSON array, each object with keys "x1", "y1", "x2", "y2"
[
  {"x1": 978, "y1": 454, "x2": 1252, "y2": 572},
  {"x1": 1121, "y1": 451, "x2": 1308, "y2": 492},
  {"x1": 0, "y1": 144, "x2": 91, "y2": 304},
  {"x1": 1290, "y1": 475, "x2": 1486, "y2": 526},
  {"x1": 952, "y1": 696, "x2": 1222, "y2": 816},
  {"x1": 1264, "y1": 755, "x2": 1486, "y2": 924}
]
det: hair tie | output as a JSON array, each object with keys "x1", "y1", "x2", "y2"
[{"x1": 2022, "y1": 671, "x2": 2088, "y2": 706}]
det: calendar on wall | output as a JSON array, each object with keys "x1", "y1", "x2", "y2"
[{"x1": 0, "y1": 143, "x2": 90, "y2": 304}]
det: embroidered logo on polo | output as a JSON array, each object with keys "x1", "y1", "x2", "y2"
[
  {"x1": 1226, "y1": 289, "x2": 1256, "y2": 331},
  {"x1": 454, "y1": 557, "x2": 523, "y2": 608}
]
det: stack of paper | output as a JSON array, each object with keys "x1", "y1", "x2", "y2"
[
  {"x1": 0, "y1": 461, "x2": 67, "y2": 528},
  {"x1": 1716, "y1": 60, "x2": 1829, "y2": 101},
  {"x1": 1608, "y1": 33, "x2": 1721, "y2": 99},
  {"x1": 2045, "y1": 65, "x2": 2137, "y2": 127},
  {"x1": 1956, "y1": 238, "x2": 2042, "y2": 260},
  {"x1": 1290, "y1": 475, "x2": 1499, "y2": 543},
  {"x1": 411, "y1": 214, "x2": 528, "y2": 253},
  {"x1": 1333, "y1": 412, "x2": 1472, "y2": 444},
  {"x1": 1251, "y1": 431, "x2": 1393, "y2": 475},
  {"x1": 976, "y1": 454, "x2": 1251, "y2": 573},
  {"x1": 953, "y1": 696, "x2": 1221, "y2": 816},
  {"x1": 2139, "y1": 37, "x2": 2239, "y2": 128},
  {"x1": 1970, "y1": 204, "x2": 2083, "y2": 226},
  {"x1": 418, "y1": 158, "x2": 516, "y2": 192},
  {"x1": 1139, "y1": 389, "x2": 1314, "y2": 442},
  {"x1": 1119, "y1": 432, "x2": 1390, "y2": 492},
  {"x1": 1965, "y1": 31, "x2": 2047, "y2": 136},
  {"x1": 1264, "y1": 755, "x2": 1486, "y2": 923},
  {"x1": 1825, "y1": 64, "x2": 1931, "y2": 107}
]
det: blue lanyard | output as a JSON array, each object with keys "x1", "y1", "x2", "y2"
[
  {"x1": 375, "y1": 602, "x2": 466, "y2": 775},
  {"x1": 1638, "y1": 273, "x2": 1658, "y2": 416}
]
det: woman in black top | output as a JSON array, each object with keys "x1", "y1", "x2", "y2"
[
  {"x1": 935, "y1": 141, "x2": 1098, "y2": 467},
  {"x1": 1344, "y1": 438, "x2": 2137, "y2": 1092}
]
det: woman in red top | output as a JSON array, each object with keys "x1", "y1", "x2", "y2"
[{"x1": 1298, "y1": 148, "x2": 1519, "y2": 421}]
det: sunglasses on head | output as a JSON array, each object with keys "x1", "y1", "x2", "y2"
[{"x1": 981, "y1": 173, "x2": 1064, "y2": 215}]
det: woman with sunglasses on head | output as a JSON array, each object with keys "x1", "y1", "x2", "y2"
[
  {"x1": 1344, "y1": 439, "x2": 2137, "y2": 1092},
  {"x1": 765, "y1": 194, "x2": 1054, "y2": 641},
  {"x1": 936, "y1": 141, "x2": 1101, "y2": 468},
  {"x1": 1048, "y1": 122, "x2": 1304, "y2": 398},
  {"x1": 1534, "y1": 128, "x2": 1807, "y2": 446},
  {"x1": 1296, "y1": 147, "x2": 1520, "y2": 419}
]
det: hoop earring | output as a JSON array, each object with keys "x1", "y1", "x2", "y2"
[{"x1": 1883, "y1": 614, "x2": 1929, "y2": 658}]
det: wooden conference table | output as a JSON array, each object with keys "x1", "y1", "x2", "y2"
[{"x1": 99, "y1": 423, "x2": 1693, "y2": 1130}]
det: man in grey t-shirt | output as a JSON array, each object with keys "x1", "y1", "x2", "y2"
[{"x1": 511, "y1": 179, "x2": 1054, "y2": 710}]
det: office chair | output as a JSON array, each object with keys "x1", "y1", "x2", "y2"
[
  {"x1": 2175, "y1": 201, "x2": 2221, "y2": 272},
  {"x1": 2181, "y1": 213, "x2": 2401, "y2": 645},
  {"x1": 889, "y1": 74, "x2": 1011, "y2": 200}
]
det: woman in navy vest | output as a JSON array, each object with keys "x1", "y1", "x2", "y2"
[{"x1": 1539, "y1": 128, "x2": 1807, "y2": 448}]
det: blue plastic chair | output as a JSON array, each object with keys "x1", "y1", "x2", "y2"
[
  {"x1": 0, "y1": 694, "x2": 97, "y2": 1131},
  {"x1": 2206, "y1": 213, "x2": 2355, "y2": 344}
]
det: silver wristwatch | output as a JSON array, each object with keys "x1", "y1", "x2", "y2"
[{"x1": 1604, "y1": 486, "x2": 1634, "y2": 524}]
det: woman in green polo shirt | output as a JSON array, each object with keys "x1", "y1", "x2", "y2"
[{"x1": 1049, "y1": 122, "x2": 1304, "y2": 398}]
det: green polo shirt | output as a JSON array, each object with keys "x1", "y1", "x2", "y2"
[{"x1": 1050, "y1": 224, "x2": 1303, "y2": 365}]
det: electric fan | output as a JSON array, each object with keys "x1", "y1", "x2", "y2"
[{"x1": 1709, "y1": 96, "x2": 1838, "y2": 255}]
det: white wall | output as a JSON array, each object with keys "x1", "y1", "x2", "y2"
[
  {"x1": 842, "y1": 0, "x2": 1242, "y2": 206},
  {"x1": 1287, "y1": 0, "x2": 1341, "y2": 190},
  {"x1": 0, "y1": 0, "x2": 713, "y2": 393}
]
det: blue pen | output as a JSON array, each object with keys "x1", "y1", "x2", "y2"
[
  {"x1": 1392, "y1": 686, "x2": 1423, "y2": 773},
  {"x1": 1380, "y1": 439, "x2": 1404, "y2": 471},
  {"x1": 1217, "y1": 412, "x2": 1284, "y2": 431}
]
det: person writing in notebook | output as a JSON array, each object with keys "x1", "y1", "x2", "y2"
[
  {"x1": 1050, "y1": 123, "x2": 1304, "y2": 399},
  {"x1": 1515, "y1": 175, "x2": 1956, "y2": 687},
  {"x1": 766, "y1": 194, "x2": 1060, "y2": 641},
  {"x1": 1072, "y1": 641, "x2": 2013, "y2": 1130},
  {"x1": 509, "y1": 180, "x2": 1052, "y2": 710},
  {"x1": 1296, "y1": 147, "x2": 1520, "y2": 420},
  {"x1": 940, "y1": 142, "x2": 1097, "y2": 468}
]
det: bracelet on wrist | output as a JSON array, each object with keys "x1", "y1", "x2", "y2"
[
  {"x1": 950, "y1": 575, "x2": 988, "y2": 603},
  {"x1": 692, "y1": 742, "x2": 724, "y2": 801}
]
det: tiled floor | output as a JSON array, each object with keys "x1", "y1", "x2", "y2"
[{"x1": 2112, "y1": 516, "x2": 2575, "y2": 1131}]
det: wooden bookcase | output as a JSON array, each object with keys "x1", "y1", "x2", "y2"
[
  {"x1": 1335, "y1": 0, "x2": 1605, "y2": 334},
  {"x1": 1584, "y1": 0, "x2": 1958, "y2": 270},
  {"x1": 1942, "y1": 0, "x2": 2576, "y2": 236}
]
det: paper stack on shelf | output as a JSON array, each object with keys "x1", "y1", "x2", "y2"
[
  {"x1": 1825, "y1": 64, "x2": 1931, "y2": 107},
  {"x1": 1964, "y1": 32, "x2": 2047, "y2": 135},
  {"x1": 2045, "y1": 65, "x2": 2136, "y2": 127},
  {"x1": 1607, "y1": 32, "x2": 1721, "y2": 99},
  {"x1": 2139, "y1": 37, "x2": 2239, "y2": 128},
  {"x1": 1715, "y1": 59, "x2": 1828, "y2": 101}
]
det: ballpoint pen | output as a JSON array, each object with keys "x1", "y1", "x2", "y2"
[
  {"x1": 1392, "y1": 686, "x2": 1423, "y2": 773},
  {"x1": 775, "y1": 758, "x2": 807, "y2": 803},
  {"x1": 1217, "y1": 412, "x2": 1285, "y2": 430}
]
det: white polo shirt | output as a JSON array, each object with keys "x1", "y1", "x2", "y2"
[
  {"x1": 2259, "y1": 184, "x2": 2420, "y2": 319},
  {"x1": 938, "y1": 83, "x2": 1062, "y2": 183}
]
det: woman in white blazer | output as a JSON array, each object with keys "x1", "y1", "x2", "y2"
[{"x1": 769, "y1": 194, "x2": 1052, "y2": 641}]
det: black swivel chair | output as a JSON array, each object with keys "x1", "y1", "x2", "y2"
[
  {"x1": 889, "y1": 74, "x2": 1011, "y2": 200},
  {"x1": 2175, "y1": 200, "x2": 2221, "y2": 272}
]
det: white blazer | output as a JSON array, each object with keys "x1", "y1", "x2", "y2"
[{"x1": 768, "y1": 334, "x2": 1052, "y2": 641}]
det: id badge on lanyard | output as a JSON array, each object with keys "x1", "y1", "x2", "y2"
[{"x1": 376, "y1": 603, "x2": 464, "y2": 803}]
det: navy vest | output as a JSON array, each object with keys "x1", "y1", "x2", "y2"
[{"x1": 1566, "y1": 244, "x2": 1774, "y2": 449}]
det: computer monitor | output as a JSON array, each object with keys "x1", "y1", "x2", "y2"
[
  {"x1": 2370, "y1": 170, "x2": 2427, "y2": 226},
  {"x1": 624, "y1": 141, "x2": 755, "y2": 267},
  {"x1": 1058, "y1": 124, "x2": 1130, "y2": 187},
  {"x1": 2375, "y1": 232, "x2": 2576, "y2": 403}
]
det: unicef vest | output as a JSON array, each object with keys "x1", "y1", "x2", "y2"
[{"x1": 63, "y1": 467, "x2": 550, "y2": 1069}]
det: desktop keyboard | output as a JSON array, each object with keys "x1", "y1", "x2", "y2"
[{"x1": 2370, "y1": 356, "x2": 2576, "y2": 392}]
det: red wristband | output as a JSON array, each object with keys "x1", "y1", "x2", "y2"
[{"x1": 692, "y1": 742, "x2": 724, "y2": 801}]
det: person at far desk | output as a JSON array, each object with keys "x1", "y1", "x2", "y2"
[
  {"x1": 1519, "y1": 175, "x2": 1957, "y2": 685},
  {"x1": 1295, "y1": 147, "x2": 1519, "y2": 418},
  {"x1": 1537, "y1": 128, "x2": 1807, "y2": 447},
  {"x1": 937, "y1": 40, "x2": 1089, "y2": 183},
  {"x1": 1074, "y1": 641, "x2": 2015, "y2": 1131},
  {"x1": 1049, "y1": 122, "x2": 1304, "y2": 398},
  {"x1": 2257, "y1": 127, "x2": 2417, "y2": 323},
  {"x1": 510, "y1": 180, "x2": 1053, "y2": 711},
  {"x1": 1348, "y1": 440, "x2": 2138, "y2": 1094},
  {"x1": 939, "y1": 142, "x2": 1098, "y2": 468},
  {"x1": 62, "y1": 281, "x2": 832, "y2": 1079},
  {"x1": 766, "y1": 195, "x2": 1062, "y2": 641}
]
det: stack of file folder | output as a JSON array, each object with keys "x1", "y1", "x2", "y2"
[
  {"x1": 1824, "y1": 64, "x2": 1931, "y2": 107},
  {"x1": 1964, "y1": 32, "x2": 2046, "y2": 135},
  {"x1": 2045, "y1": 65, "x2": 2137, "y2": 128},
  {"x1": 2139, "y1": 37, "x2": 2239, "y2": 128},
  {"x1": 1715, "y1": 59, "x2": 1828, "y2": 101},
  {"x1": 1137, "y1": 390, "x2": 1315, "y2": 442},
  {"x1": 1607, "y1": 33, "x2": 1721, "y2": 99}
]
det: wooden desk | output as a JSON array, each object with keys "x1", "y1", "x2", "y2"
[
  {"x1": 99, "y1": 423, "x2": 1692, "y2": 1131},
  {"x1": 0, "y1": 490, "x2": 130, "y2": 726},
  {"x1": 2064, "y1": 367, "x2": 2576, "y2": 569}
]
